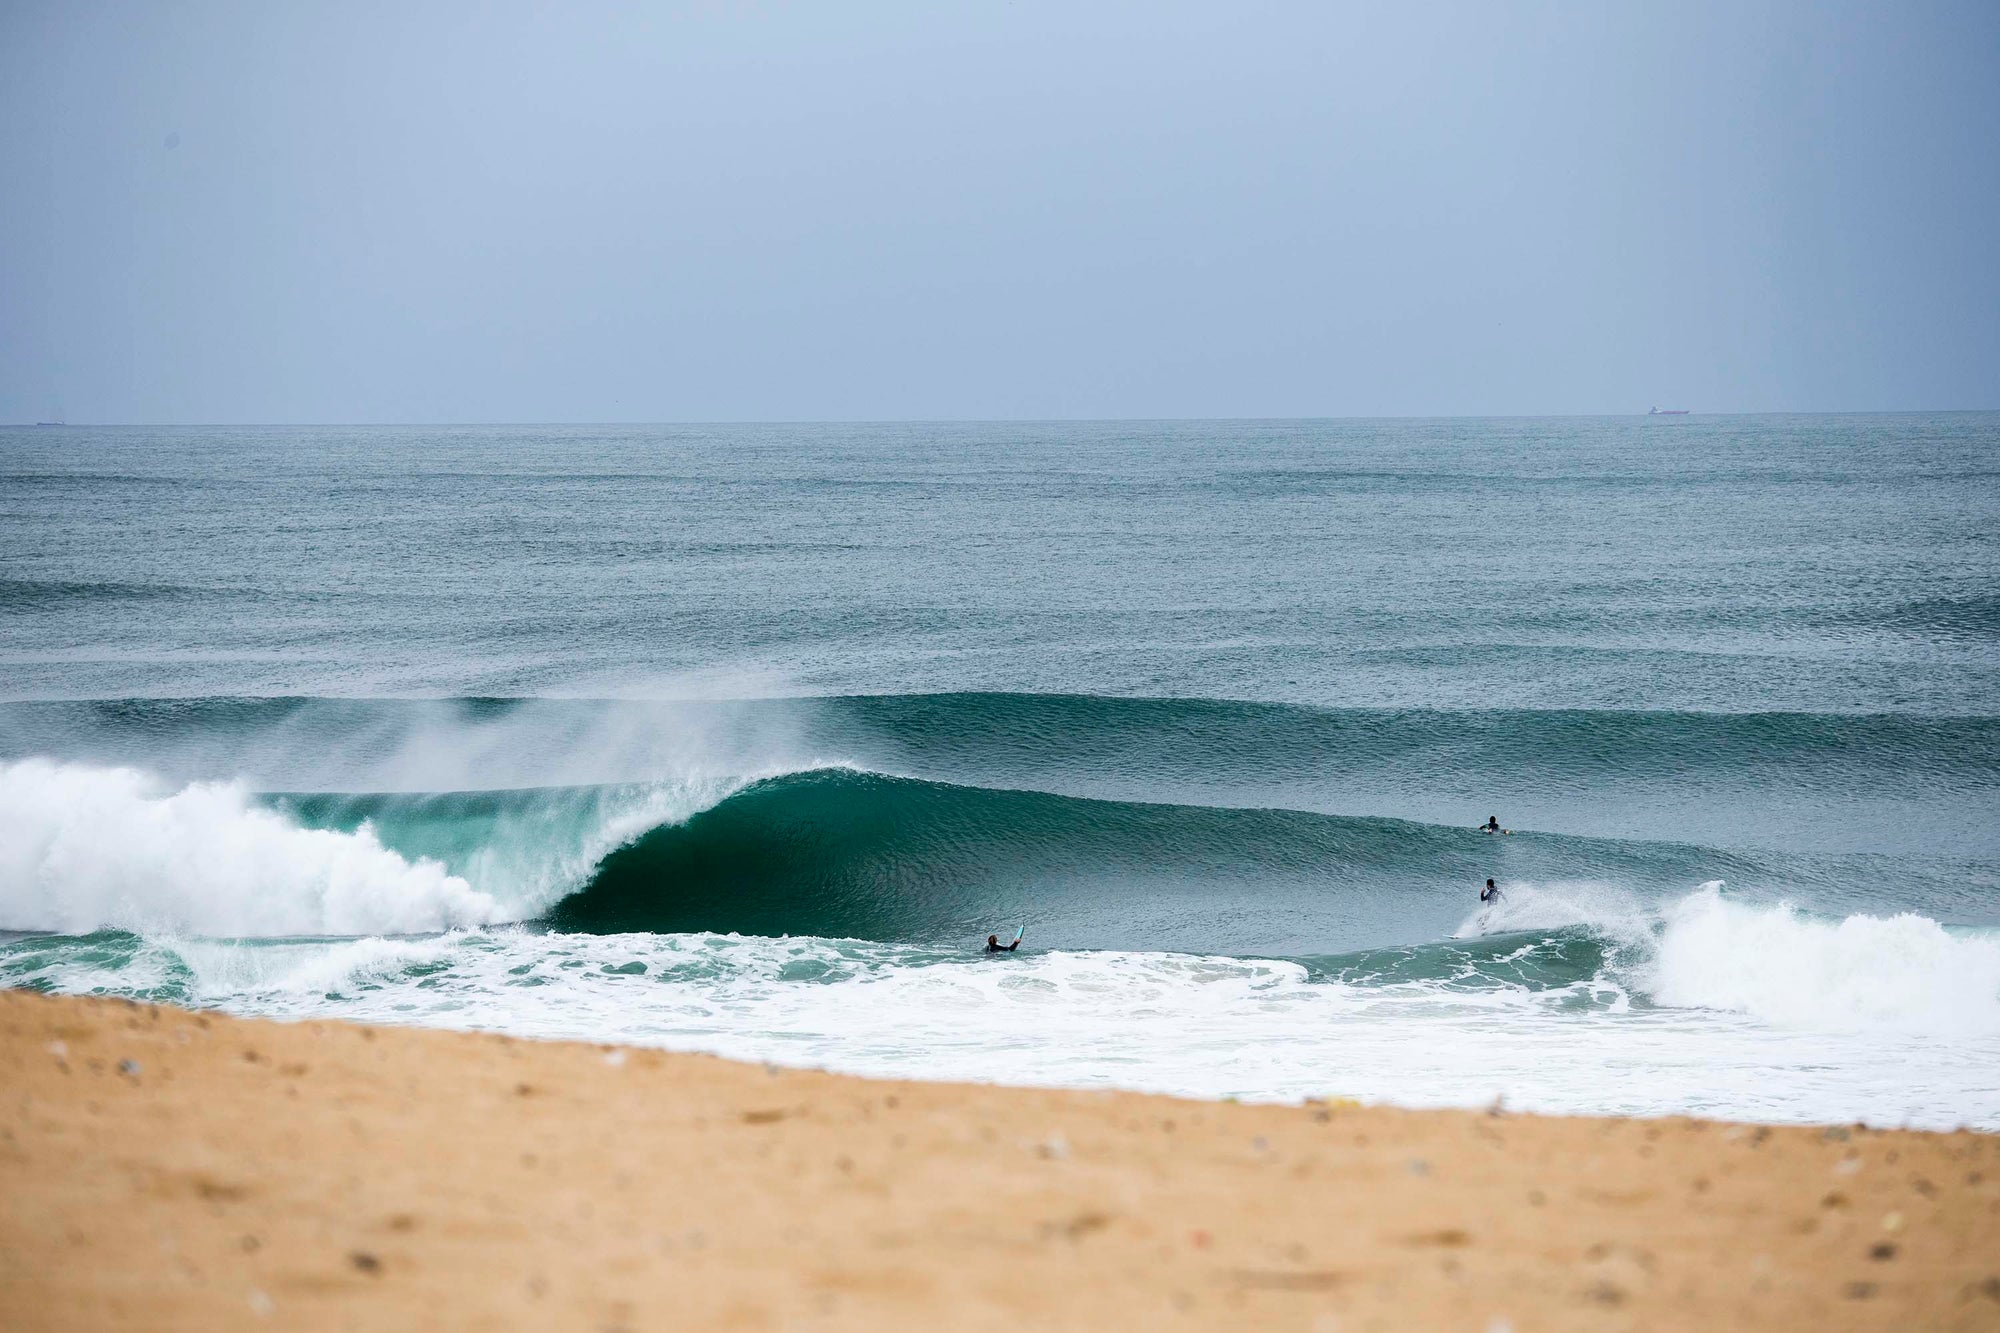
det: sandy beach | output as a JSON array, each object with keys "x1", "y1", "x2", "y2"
[{"x1": 0, "y1": 990, "x2": 1993, "y2": 1331}]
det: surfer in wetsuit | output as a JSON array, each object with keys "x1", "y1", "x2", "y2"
[
  {"x1": 1481, "y1": 815, "x2": 1502, "y2": 834},
  {"x1": 1480, "y1": 878, "x2": 1501, "y2": 904},
  {"x1": 985, "y1": 933, "x2": 1020, "y2": 953}
]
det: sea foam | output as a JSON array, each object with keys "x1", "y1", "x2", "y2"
[
  {"x1": 0, "y1": 758, "x2": 502, "y2": 936},
  {"x1": 1460, "y1": 879, "x2": 2000, "y2": 1037},
  {"x1": 21, "y1": 923, "x2": 1992, "y2": 1130},
  {"x1": 1650, "y1": 883, "x2": 2000, "y2": 1036}
]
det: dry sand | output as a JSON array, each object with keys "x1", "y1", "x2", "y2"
[{"x1": 2, "y1": 989, "x2": 1996, "y2": 1331}]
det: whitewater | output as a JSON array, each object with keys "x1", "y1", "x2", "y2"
[{"x1": 3, "y1": 416, "x2": 1996, "y2": 1131}]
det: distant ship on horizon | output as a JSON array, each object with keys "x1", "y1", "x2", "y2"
[{"x1": 1648, "y1": 406, "x2": 1689, "y2": 416}]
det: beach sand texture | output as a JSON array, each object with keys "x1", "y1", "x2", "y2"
[{"x1": 3, "y1": 990, "x2": 1996, "y2": 1331}]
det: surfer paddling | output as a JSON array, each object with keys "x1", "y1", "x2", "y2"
[
  {"x1": 984, "y1": 926, "x2": 1025, "y2": 954},
  {"x1": 1480, "y1": 815, "x2": 1506, "y2": 835}
]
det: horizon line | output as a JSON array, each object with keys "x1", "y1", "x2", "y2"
[{"x1": 8, "y1": 407, "x2": 1999, "y2": 429}]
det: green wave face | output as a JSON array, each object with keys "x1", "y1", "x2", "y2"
[{"x1": 424, "y1": 769, "x2": 1979, "y2": 955}]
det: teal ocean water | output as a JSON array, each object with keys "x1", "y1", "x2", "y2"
[{"x1": 3, "y1": 415, "x2": 1997, "y2": 1126}]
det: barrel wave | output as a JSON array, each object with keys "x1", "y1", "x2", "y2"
[
  {"x1": 539, "y1": 768, "x2": 1797, "y2": 951},
  {"x1": 8, "y1": 749, "x2": 1996, "y2": 953}
]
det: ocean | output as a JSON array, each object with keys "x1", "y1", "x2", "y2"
[{"x1": 3, "y1": 415, "x2": 1997, "y2": 1129}]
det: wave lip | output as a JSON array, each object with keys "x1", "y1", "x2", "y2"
[
  {"x1": 0, "y1": 758, "x2": 502, "y2": 936},
  {"x1": 274, "y1": 770, "x2": 768, "y2": 923}
]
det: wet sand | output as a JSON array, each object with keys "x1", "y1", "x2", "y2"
[{"x1": 2, "y1": 989, "x2": 1996, "y2": 1330}]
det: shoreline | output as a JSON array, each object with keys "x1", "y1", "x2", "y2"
[{"x1": 3, "y1": 990, "x2": 1996, "y2": 1330}]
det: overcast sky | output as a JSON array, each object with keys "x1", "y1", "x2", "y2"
[{"x1": 2, "y1": 1, "x2": 1995, "y2": 423}]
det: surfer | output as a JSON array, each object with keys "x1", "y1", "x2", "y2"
[
  {"x1": 1481, "y1": 815, "x2": 1502, "y2": 834},
  {"x1": 1480, "y1": 878, "x2": 1502, "y2": 904},
  {"x1": 984, "y1": 933, "x2": 1020, "y2": 953}
]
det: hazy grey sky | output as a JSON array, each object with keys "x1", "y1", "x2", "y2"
[{"x1": 2, "y1": 1, "x2": 1995, "y2": 422}]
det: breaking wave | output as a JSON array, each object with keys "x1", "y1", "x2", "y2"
[
  {"x1": 5, "y1": 755, "x2": 1995, "y2": 957},
  {"x1": 0, "y1": 759, "x2": 500, "y2": 936}
]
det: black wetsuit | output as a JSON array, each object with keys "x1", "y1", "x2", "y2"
[{"x1": 985, "y1": 939, "x2": 1020, "y2": 953}]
